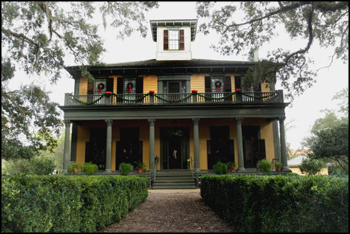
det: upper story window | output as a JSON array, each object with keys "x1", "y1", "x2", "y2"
[
  {"x1": 164, "y1": 29, "x2": 184, "y2": 51},
  {"x1": 169, "y1": 30, "x2": 179, "y2": 50}
]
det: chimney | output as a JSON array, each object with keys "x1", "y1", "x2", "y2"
[{"x1": 253, "y1": 47, "x2": 259, "y2": 62}]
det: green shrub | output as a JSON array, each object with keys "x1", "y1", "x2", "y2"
[
  {"x1": 83, "y1": 162, "x2": 98, "y2": 175},
  {"x1": 200, "y1": 175, "x2": 348, "y2": 233},
  {"x1": 2, "y1": 156, "x2": 56, "y2": 175},
  {"x1": 2, "y1": 175, "x2": 148, "y2": 233},
  {"x1": 257, "y1": 159, "x2": 272, "y2": 174},
  {"x1": 213, "y1": 161, "x2": 228, "y2": 174},
  {"x1": 299, "y1": 157, "x2": 325, "y2": 175},
  {"x1": 120, "y1": 162, "x2": 132, "y2": 176}
]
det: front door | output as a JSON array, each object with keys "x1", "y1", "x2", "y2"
[
  {"x1": 161, "y1": 128, "x2": 189, "y2": 170},
  {"x1": 242, "y1": 126, "x2": 266, "y2": 168},
  {"x1": 86, "y1": 128, "x2": 106, "y2": 170},
  {"x1": 207, "y1": 126, "x2": 234, "y2": 169},
  {"x1": 116, "y1": 128, "x2": 142, "y2": 170}
]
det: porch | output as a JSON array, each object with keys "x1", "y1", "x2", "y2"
[{"x1": 61, "y1": 117, "x2": 291, "y2": 188}]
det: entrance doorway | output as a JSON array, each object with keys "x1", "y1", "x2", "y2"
[
  {"x1": 242, "y1": 126, "x2": 266, "y2": 168},
  {"x1": 207, "y1": 126, "x2": 234, "y2": 169},
  {"x1": 161, "y1": 128, "x2": 189, "y2": 170},
  {"x1": 85, "y1": 128, "x2": 106, "y2": 170},
  {"x1": 116, "y1": 128, "x2": 142, "y2": 170}
]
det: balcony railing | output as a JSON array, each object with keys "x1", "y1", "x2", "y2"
[{"x1": 64, "y1": 91, "x2": 284, "y2": 106}]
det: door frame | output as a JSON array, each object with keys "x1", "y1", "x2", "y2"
[{"x1": 160, "y1": 127, "x2": 190, "y2": 170}]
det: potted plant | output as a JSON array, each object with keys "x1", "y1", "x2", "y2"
[
  {"x1": 68, "y1": 163, "x2": 83, "y2": 174},
  {"x1": 274, "y1": 161, "x2": 283, "y2": 171},
  {"x1": 257, "y1": 159, "x2": 272, "y2": 175},
  {"x1": 226, "y1": 162, "x2": 237, "y2": 172},
  {"x1": 135, "y1": 161, "x2": 146, "y2": 173}
]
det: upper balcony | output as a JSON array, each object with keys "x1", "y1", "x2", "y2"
[{"x1": 64, "y1": 90, "x2": 284, "y2": 106}]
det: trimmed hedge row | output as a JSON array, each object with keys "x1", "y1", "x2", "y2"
[
  {"x1": 1, "y1": 174, "x2": 148, "y2": 233},
  {"x1": 200, "y1": 174, "x2": 348, "y2": 233}
]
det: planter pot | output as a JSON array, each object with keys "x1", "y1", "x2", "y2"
[
  {"x1": 275, "y1": 167, "x2": 281, "y2": 172},
  {"x1": 138, "y1": 168, "x2": 143, "y2": 173},
  {"x1": 230, "y1": 168, "x2": 236, "y2": 172}
]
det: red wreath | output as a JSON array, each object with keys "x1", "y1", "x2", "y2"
[
  {"x1": 215, "y1": 81, "x2": 222, "y2": 91},
  {"x1": 127, "y1": 83, "x2": 133, "y2": 93},
  {"x1": 97, "y1": 83, "x2": 105, "y2": 93}
]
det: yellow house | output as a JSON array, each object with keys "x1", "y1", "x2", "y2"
[{"x1": 60, "y1": 19, "x2": 290, "y2": 188}]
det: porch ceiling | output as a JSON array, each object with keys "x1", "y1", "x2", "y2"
[{"x1": 59, "y1": 103, "x2": 288, "y2": 121}]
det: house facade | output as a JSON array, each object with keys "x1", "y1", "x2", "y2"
[{"x1": 60, "y1": 19, "x2": 290, "y2": 177}]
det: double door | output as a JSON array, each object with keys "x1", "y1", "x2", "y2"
[{"x1": 161, "y1": 128, "x2": 189, "y2": 169}]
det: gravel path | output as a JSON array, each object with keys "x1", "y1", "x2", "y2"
[{"x1": 100, "y1": 189, "x2": 234, "y2": 233}]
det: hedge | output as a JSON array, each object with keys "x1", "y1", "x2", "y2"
[
  {"x1": 200, "y1": 174, "x2": 348, "y2": 233},
  {"x1": 1, "y1": 174, "x2": 148, "y2": 233}
]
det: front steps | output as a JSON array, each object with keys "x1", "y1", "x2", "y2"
[{"x1": 152, "y1": 171, "x2": 197, "y2": 189}]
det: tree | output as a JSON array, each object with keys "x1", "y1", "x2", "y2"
[
  {"x1": 302, "y1": 88, "x2": 349, "y2": 174},
  {"x1": 196, "y1": 2, "x2": 349, "y2": 100},
  {"x1": 1, "y1": 84, "x2": 62, "y2": 160},
  {"x1": 1, "y1": 2, "x2": 158, "y2": 160},
  {"x1": 308, "y1": 121, "x2": 348, "y2": 174},
  {"x1": 299, "y1": 157, "x2": 325, "y2": 175}
]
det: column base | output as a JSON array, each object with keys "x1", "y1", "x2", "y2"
[
  {"x1": 282, "y1": 167, "x2": 292, "y2": 172},
  {"x1": 104, "y1": 169, "x2": 113, "y2": 174},
  {"x1": 238, "y1": 167, "x2": 246, "y2": 172}
]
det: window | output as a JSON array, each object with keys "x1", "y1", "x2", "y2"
[
  {"x1": 164, "y1": 29, "x2": 184, "y2": 51},
  {"x1": 169, "y1": 30, "x2": 179, "y2": 50}
]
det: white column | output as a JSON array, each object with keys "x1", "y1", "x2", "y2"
[
  {"x1": 105, "y1": 119, "x2": 113, "y2": 173},
  {"x1": 236, "y1": 118, "x2": 245, "y2": 172}
]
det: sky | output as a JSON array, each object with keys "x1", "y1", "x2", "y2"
[{"x1": 6, "y1": 2, "x2": 349, "y2": 150}]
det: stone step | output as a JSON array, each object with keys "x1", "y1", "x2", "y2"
[
  {"x1": 155, "y1": 179, "x2": 195, "y2": 183},
  {"x1": 152, "y1": 185, "x2": 197, "y2": 189}
]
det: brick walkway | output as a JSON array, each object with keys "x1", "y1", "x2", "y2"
[{"x1": 100, "y1": 189, "x2": 234, "y2": 233}]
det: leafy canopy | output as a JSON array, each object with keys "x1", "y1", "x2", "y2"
[
  {"x1": 302, "y1": 88, "x2": 349, "y2": 174},
  {"x1": 197, "y1": 2, "x2": 349, "y2": 100},
  {"x1": 1, "y1": 2, "x2": 158, "y2": 160}
]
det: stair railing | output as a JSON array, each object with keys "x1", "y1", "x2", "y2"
[{"x1": 189, "y1": 158, "x2": 200, "y2": 188}]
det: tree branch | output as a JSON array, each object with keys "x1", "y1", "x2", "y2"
[
  {"x1": 284, "y1": 4, "x2": 314, "y2": 64},
  {"x1": 223, "y1": 2, "x2": 310, "y2": 33}
]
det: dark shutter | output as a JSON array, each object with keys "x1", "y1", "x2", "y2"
[
  {"x1": 87, "y1": 79, "x2": 94, "y2": 102},
  {"x1": 207, "y1": 140, "x2": 212, "y2": 169},
  {"x1": 136, "y1": 77, "x2": 144, "y2": 93},
  {"x1": 179, "y1": 30, "x2": 184, "y2": 50},
  {"x1": 164, "y1": 30, "x2": 168, "y2": 50},
  {"x1": 117, "y1": 78, "x2": 124, "y2": 94},
  {"x1": 224, "y1": 76, "x2": 232, "y2": 92},
  {"x1": 224, "y1": 76, "x2": 232, "y2": 102},
  {"x1": 87, "y1": 79, "x2": 94, "y2": 94},
  {"x1": 235, "y1": 76, "x2": 241, "y2": 90},
  {"x1": 205, "y1": 76, "x2": 211, "y2": 103},
  {"x1": 205, "y1": 76, "x2": 211, "y2": 93},
  {"x1": 106, "y1": 78, "x2": 114, "y2": 92},
  {"x1": 117, "y1": 78, "x2": 124, "y2": 103}
]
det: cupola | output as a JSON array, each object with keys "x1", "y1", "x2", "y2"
[{"x1": 150, "y1": 19, "x2": 198, "y2": 61}]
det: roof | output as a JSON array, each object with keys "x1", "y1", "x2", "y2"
[
  {"x1": 150, "y1": 19, "x2": 198, "y2": 42},
  {"x1": 64, "y1": 58, "x2": 256, "y2": 77},
  {"x1": 287, "y1": 155, "x2": 307, "y2": 167}
]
